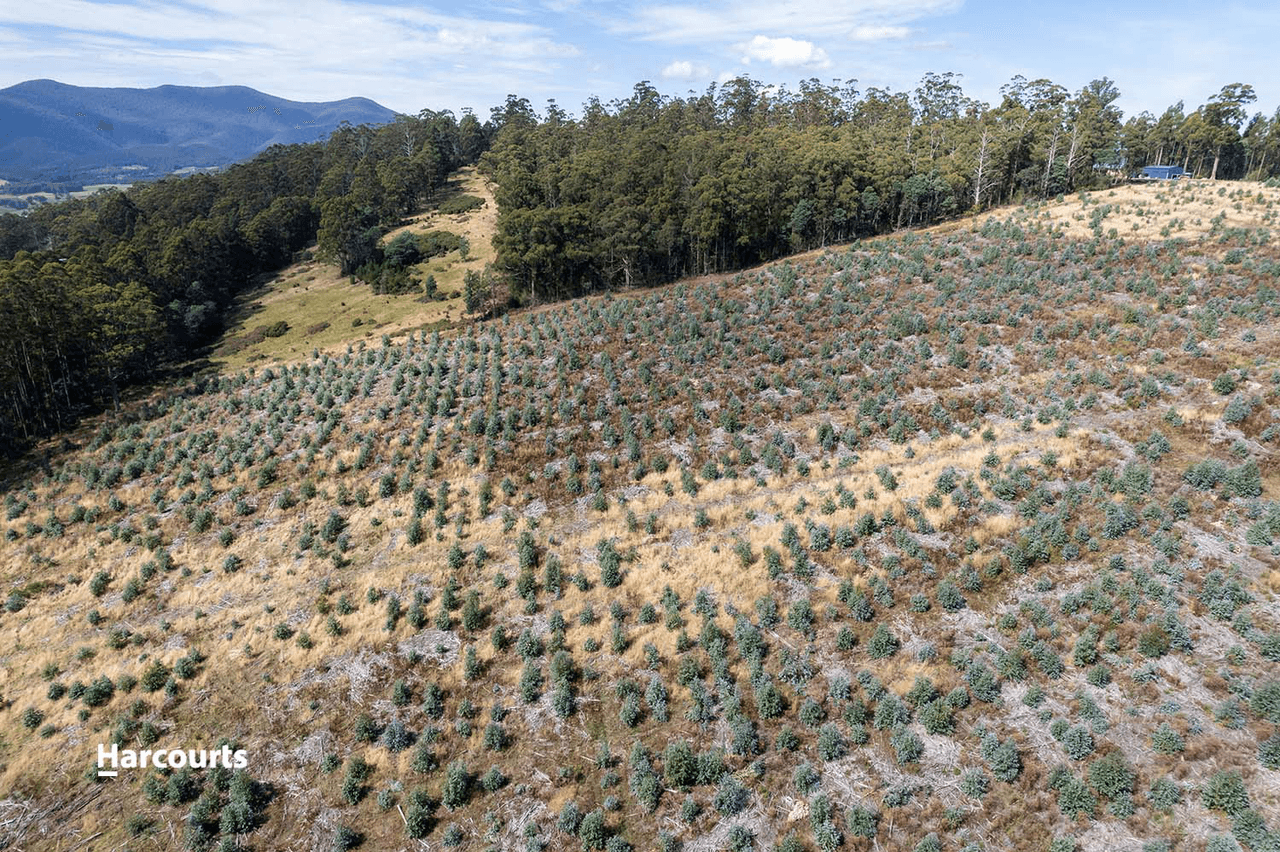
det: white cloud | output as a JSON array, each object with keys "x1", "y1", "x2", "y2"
[
  {"x1": 0, "y1": 1, "x2": 579, "y2": 66},
  {"x1": 621, "y1": 0, "x2": 961, "y2": 44},
  {"x1": 660, "y1": 59, "x2": 709, "y2": 80},
  {"x1": 0, "y1": 0, "x2": 581, "y2": 113},
  {"x1": 850, "y1": 24, "x2": 909, "y2": 40},
  {"x1": 737, "y1": 35, "x2": 830, "y2": 69}
]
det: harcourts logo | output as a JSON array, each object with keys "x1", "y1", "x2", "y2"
[{"x1": 97, "y1": 743, "x2": 248, "y2": 777}]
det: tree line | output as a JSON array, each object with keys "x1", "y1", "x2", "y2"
[
  {"x1": 480, "y1": 75, "x2": 1276, "y2": 301},
  {"x1": 2, "y1": 72, "x2": 1277, "y2": 452},
  {"x1": 0, "y1": 110, "x2": 489, "y2": 452}
]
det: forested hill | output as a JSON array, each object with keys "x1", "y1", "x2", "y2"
[
  {"x1": 2, "y1": 74, "x2": 1279, "y2": 456},
  {"x1": 481, "y1": 77, "x2": 1279, "y2": 301},
  {"x1": 0, "y1": 108, "x2": 489, "y2": 453},
  {"x1": 0, "y1": 79, "x2": 397, "y2": 183}
]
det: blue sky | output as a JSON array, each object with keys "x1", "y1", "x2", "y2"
[{"x1": 2, "y1": 0, "x2": 1277, "y2": 121}]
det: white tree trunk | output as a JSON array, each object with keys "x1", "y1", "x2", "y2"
[
  {"x1": 973, "y1": 127, "x2": 991, "y2": 208},
  {"x1": 1064, "y1": 121, "x2": 1082, "y2": 186},
  {"x1": 1042, "y1": 129, "x2": 1061, "y2": 194}
]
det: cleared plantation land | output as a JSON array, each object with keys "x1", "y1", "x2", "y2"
[
  {"x1": 1, "y1": 192, "x2": 1279, "y2": 852},
  {"x1": 213, "y1": 167, "x2": 497, "y2": 370},
  {"x1": 962, "y1": 179, "x2": 1280, "y2": 241},
  {"x1": 69, "y1": 183, "x2": 135, "y2": 199},
  {"x1": 0, "y1": 183, "x2": 134, "y2": 212},
  {"x1": 381, "y1": 165, "x2": 500, "y2": 292},
  {"x1": 0, "y1": 189, "x2": 58, "y2": 208}
]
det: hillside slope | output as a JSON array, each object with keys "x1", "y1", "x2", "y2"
[
  {"x1": 1, "y1": 195, "x2": 1279, "y2": 852},
  {"x1": 212, "y1": 166, "x2": 498, "y2": 371},
  {"x1": 0, "y1": 79, "x2": 396, "y2": 183}
]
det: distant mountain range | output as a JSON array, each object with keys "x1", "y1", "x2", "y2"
[{"x1": 0, "y1": 79, "x2": 398, "y2": 185}]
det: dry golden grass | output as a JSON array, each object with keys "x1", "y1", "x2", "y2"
[
  {"x1": 0, "y1": 190, "x2": 59, "y2": 206},
  {"x1": 3, "y1": 172, "x2": 1279, "y2": 851},
  {"x1": 1, "y1": 417, "x2": 1071, "y2": 803},
  {"x1": 897, "y1": 178, "x2": 1280, "y2": 252},
  {"x1": 971, "y1": 179, "x2": 1280, "y2": 242},
  {"x1": 0, "y1": 378, "x2": 1101, "y2": 814},
  {"x1": 68, "y1": 183, "x2": 134, "y2": 199},
  {"x1": 214, "y1": 166, "x2": 497, "y2": 370},
  {"x1": 381, "y1": 166, "x2": 499, "y2": 282}
]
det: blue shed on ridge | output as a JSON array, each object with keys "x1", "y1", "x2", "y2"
[{"x1": 1141, "y1": 165, "x2": 1185, "y2": 180}]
